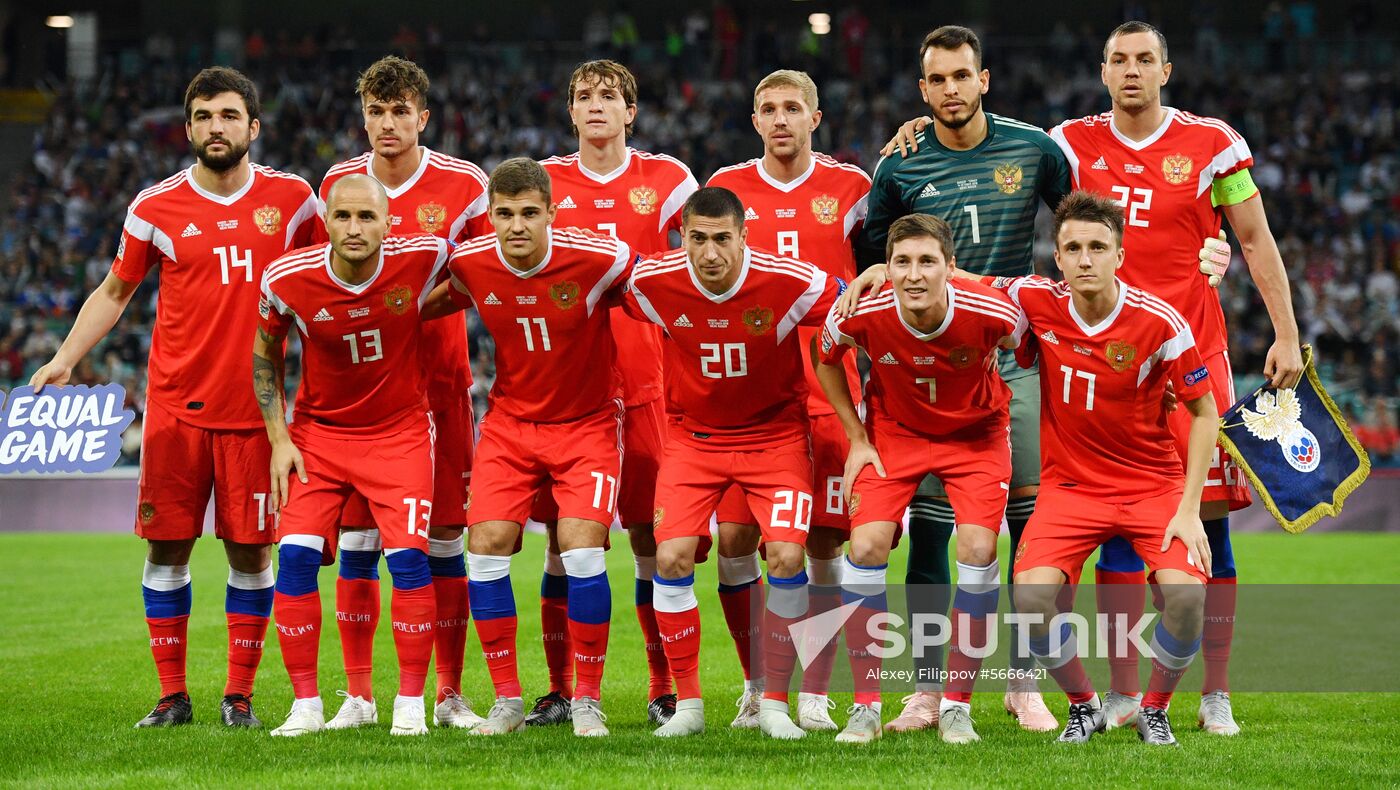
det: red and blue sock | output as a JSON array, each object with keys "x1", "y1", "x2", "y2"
[
  {"x1": 562, "y1": 547, "x2": 610, "y2": 701},
  {"x1": 468, "y1": 553, "x2": 520, "y2": 698},
  {"x1": 274, "y1": 538, "x2": 325, "y2": 701},
  {"x1": 224, "y1": 566, "x2": 273, "y2": 698},
  {"x1": 336, "y1": 531, "x2": 381, "y2": 700},
  {"x1": 142, "y1": 560, "x2": 192, "y2": 698},
  {"x1": 386, "y1": 547, "x2": 435, "y2": 698},
  {"x1": 540, "y1": 551, "x2": 572, "y2": 697}
]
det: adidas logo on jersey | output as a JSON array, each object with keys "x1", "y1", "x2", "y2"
[
  {"x1": 484, "y1": 293, "x2": 502, "y2": 305},
  {"x1": 878, "y1": 352, "x2": 899, "y2": 365},
  {"x1": 918, "y1": 182, "x2": 941, "y2": 198},
  {"x1": 1092, "y1": 157, "x2": 1109, "y2": 171},
  {"x1": 744, "y1": 207, "x2": 760, "y2": 221},
  {"x1": 674, "y1": 314, "x2": 694, "y2": 328},
  {"x1": 313, "y1": 308, "x2": 333, "y2": 322},
  {"x1": 558, "y1": 195, "x2": 578, "y2": 209},
  {"x1": 1039, "y1": 330, "x2": 1059, "y2": 345},
  {"x1": 180, "y1": 222, "x2": 201, "y2": 237}
]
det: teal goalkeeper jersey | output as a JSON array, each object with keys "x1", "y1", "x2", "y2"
[{"x1": 863, "y1": 111, "x2": 1071, "y2": 379}]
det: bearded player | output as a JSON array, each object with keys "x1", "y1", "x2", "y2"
[
  {"x1": 257, "y1": 174, "x2": 448, "y2": 737},
  {"x1": 31, "y1": 67, "x2": 320, "y2": 729},
  {"x1": 317, "y1": 55, "x2": 491, "y2": 731},
  {"x1": 625, "y1": 187, "x2": 844, "y2": 740},
  {"x1": 528, "y1": 59, "x2": 699, "y2": 727},
  {"x1": 1048, "y1": 22, "x2": 1302, "y2": 735},
  {"x1": 817, "y1": 214, "x2": 1026, "y2": 744},
  {"x1": 996, "y1": 192, "x2": 1217, "y2": 748},
  {"x1": 706, "y1": 68, "x2": 870, "y2": 731}
]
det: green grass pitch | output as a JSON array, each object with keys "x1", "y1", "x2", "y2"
[{"x1": 1, "y1": 531, "x2": 1398, "y2": 788}]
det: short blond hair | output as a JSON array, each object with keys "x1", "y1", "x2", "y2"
[{"x1": 753, "y1": 69, "x2": 819, "y2": 113}]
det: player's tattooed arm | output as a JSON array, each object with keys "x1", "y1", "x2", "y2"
[{"x1": 253, "y1": 325, "x2": 305, "y2": 509}]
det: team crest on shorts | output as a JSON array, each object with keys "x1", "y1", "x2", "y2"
[
  {"x1": 742, "y1": 305, "x2": 775, "y2": 336},
  {"x1": 847, "y1": 492, "x2": 861, "y2": 516},
  {"x1": 549, "y1": 280, "x2": 581, "y2": 310},
  {"x1": 1162, "y1": 154, "x2": 1194, "y2": 185},
  {"x1": 1015, "y1": 540, "x2": 1027, "y2": 564},
  {"x1": 416, "y1": 202, "x2": 447, "y2": 233},
  {"x1": 810, "y1": 195, "x2": 840, "y2": 225},
  {"x1": 139, "y1": 502, "x2": 156, "y2": 525},
  {"x1": 1104, "y1": 340, "x2": 1137, "y2": 372},
  {"x1": 653, "y1": 507, "x2": 665, "y2": 529},
  {"x1": 994, "y1": 163, "x2": 1023, "y2": 194},
  {"x1": 949, "y1": 344, "x2": 977, "y2": 369},
  {"x1": 629, "y1": 186, "x2": 659, "y2": 215},
  {"x1": 384, "y1": 285, "x2": 413, "y2": 315},
  {"x1": 253, "y1": 205, "x2": 282, "y2": 235}
]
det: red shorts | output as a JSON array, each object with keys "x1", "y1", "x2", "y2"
[
  {"x1": 279, "y1": 419, "x2": 435, "y2": 553},
  {"x1": 469, "y1": 402, "x2": 623, "y2": 527},
  {"x1": 1168, "y1": 350, "x2": 1250, "y2": 510},
  {"x1": 134, "y1": 398, "x2": 274, "y2": 544},
  {"x1": 716, "y1": 412, "x2": 850, "y2": 531},
  {"x1": 851, "y1": 415, "x2": 1010, "y2": 531},
  {"x1": 1016, "y1": 485, "x2": 1208, "y2": 583},
  {"x1": 530, "y1": 397, "x2": 664, "y2": 527},
  {"x1": 654, "y1": 435, "x2": 813, "y2": 546},
  {"x1": 340, "y1": 397, "x2": 473, "y2": 529}
]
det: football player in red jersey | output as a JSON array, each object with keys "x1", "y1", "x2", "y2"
[
  {"x1": 32, "y1": 67, "x2": 321, "y2": 729},
  {"x1": 624, "y1": 187, "x2": 844, "y2": 740},
  {"x1": 429, "y1": 158, "x2": 635, "y2": 738},
  {"x1": 530, "y1": 60, "x2": 699, "y2": 728},
  {"x1": 1048, "y1": 23, "x2": 1302, "y2": 734},
  {"x1": 706, "y1": 70, "x2": 871, "y2": 730},
  {"x1": 996, "y1": 192, "x2": 1216, "y2": 748},
  {"x1": 817, "y1": 214, "x2": 1026, "y2": 744},
  {"x1": 316, "y1": 55, "x2": 491, "y2": 733},
  {"x1": 256, "y1": 174, "x2": 449, "y2": 738}
]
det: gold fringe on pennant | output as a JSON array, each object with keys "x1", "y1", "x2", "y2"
[{"x1": 1216, "y1": 345, "x2": 1372, "y2": 534}]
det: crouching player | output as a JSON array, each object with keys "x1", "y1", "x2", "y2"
[
  {"x1": 434, "y1": 158, "x2": 634, "y2": 738},
  {"x1": 817, "y1": 214, "x2": 1026, "y2": 744},
  {"x1": 1001, "y1": 192, "x2": 1215, "y2": 747},
  {"x1": 253, "y1": 174, "x2": 447, "y2": 737},
  {"x1": 623, "y1": 187, "x2": 844, "y2": 740}
]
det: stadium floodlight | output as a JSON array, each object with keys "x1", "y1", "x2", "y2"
[
  {"x1": 808, "y1": 12, "x2": 831, "y2": 35},
  {"x1": 45, "y1": 15, "x2": 75, "y2": 28}
]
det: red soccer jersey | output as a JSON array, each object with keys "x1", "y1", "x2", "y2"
[
  {"x1": 112, "y1": 164, "x2": 320, "y2": 430},
  {"x1": 259, "y1": 235, "x2": 450, "y2": 438},
  {"x1": 708, "y1": 153, "x2": 871, "y2": 415},
  {"x1": 1002, "y1": 275, "x2": 1213, "y2": 500},
  {"x1": 1049, "y1": 109, "x2": 1255, "y2": 359},
  {"x1": 541, "y1": 148, "x2": 699, "y2": 407},
  {"x1": 320, "y1": 148, "x2": 491, "y2": 396},
  {"x1": 822, "y1": 279, "x2": 1026, "y2": 435},
  {"x1": 623, "y1": 246, "x2": 841, "y2": 451},
  {"x1": 447, "y1": 227, "x2": 634, "y2": 423}
]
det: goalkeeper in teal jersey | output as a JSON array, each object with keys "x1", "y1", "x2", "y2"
[{"x1": 857, "y1": 25, "x2": 1069, "y2": 741}]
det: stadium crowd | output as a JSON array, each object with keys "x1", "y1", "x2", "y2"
[{"x1": 1, "y1": 9, "x2": 1397, "y2": 465}]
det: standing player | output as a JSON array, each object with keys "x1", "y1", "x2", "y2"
[
  {"x1": 256, "y1": 174, "x2": 446, "y2": 738},
  {"x1": 706, "y1": 68, "x2": 870, "y2": 731},
  {"x1": 624, "y1": 187, "x2": 844, "y2": 740},
  {"x1": 1048, "y1": 22, "x2": 1302, "y2": 735},
  {"x1": 861, "y1": 25, "x2": 1068, "y2": 732},
  {"x1": 316, "y1": 55, "x2": 491, "y2": 731},
  {"x1": 31, "y1": 67, "x2": 320, "y2": 729},
  {"x1": 817, "y1": 214, "x2": 1026, "y2": 744},
  {"x1": 439, "y1": 158, "x2": 635, "y2": 738},
  {"x1": 529, "y1": 59, "x2": 699, "y2": 727},
  {"x1": 1000, "y1": 191, "x2": 1217, "y2": 748}
]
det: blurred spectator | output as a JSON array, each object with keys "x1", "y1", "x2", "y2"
[{"x1": 1354, "y1": 397, "x2": 1400, "y2": 464}]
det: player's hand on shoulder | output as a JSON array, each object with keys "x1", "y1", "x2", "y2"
[
  {"x1": 28, "y1": 360, "x2": 72, "y2": 392},
  {"x1": 880, "y1": 116, "x2": 934, "y2": 158},
  {"x1": 1162, "y1": 380, "x2": 1179, "y2": 413},
  {"x1": 836, "y1": 265, "x2": 888, "y2": 317},
  {"x1": 1264, "y1": 341, "x2": 1305, "y2": 390},
  {"x1": 842, "y1": 438, "x2": 886, "y2": 502},
  {"x1": 1162, "y1": 511, "x2": 1212, "y2": 578},
  {"x1": 269, "y1": 440, "x2": 308, "y2": 511},
  {"x1": 1198, "y1": 231, "x2": 1231, "y2": 288},
  {"x1": 567, "y1": 226, "x2": 606, "y2": 240}
]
